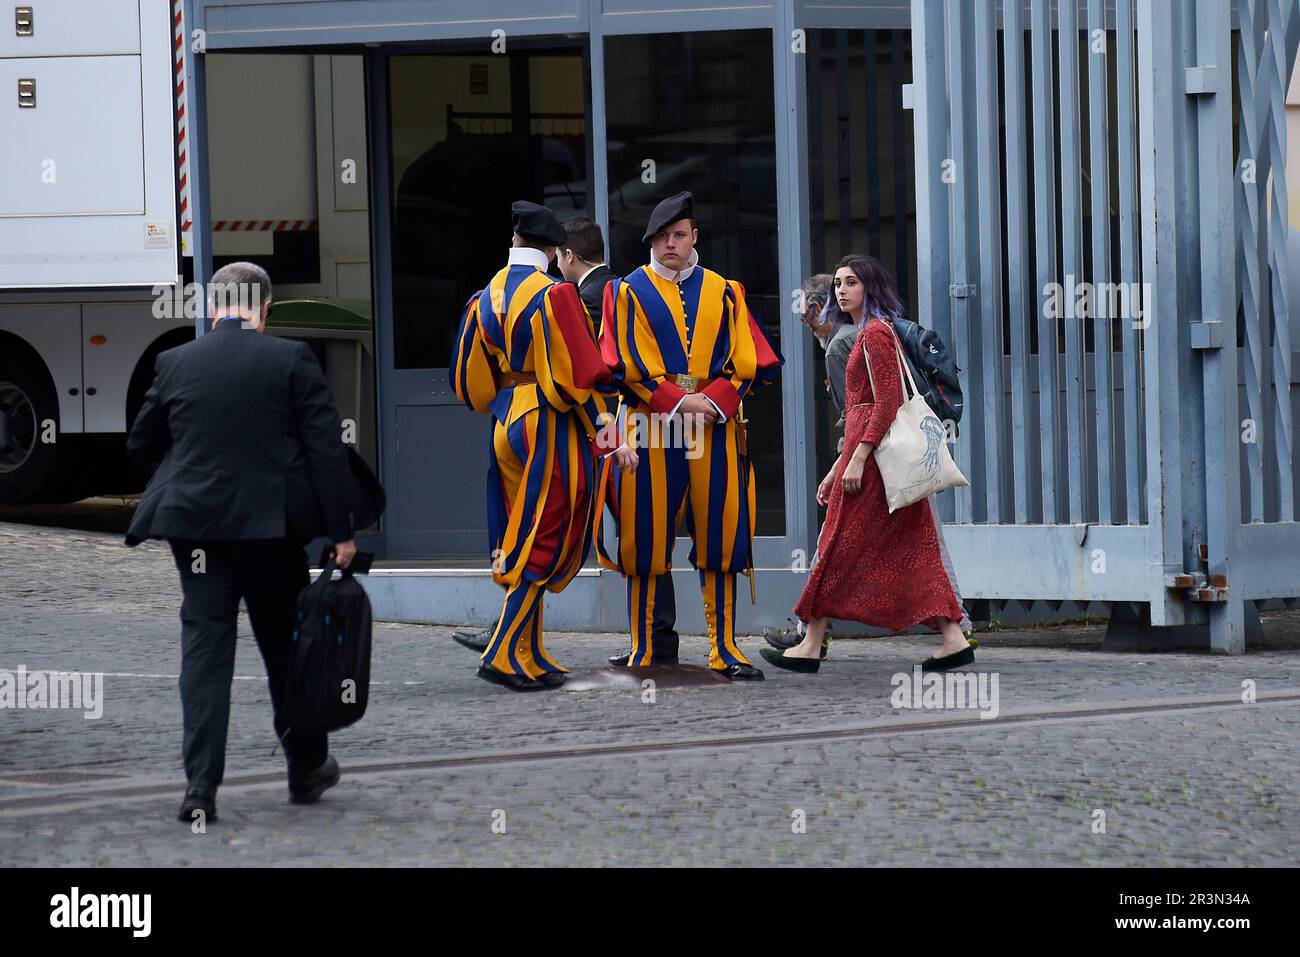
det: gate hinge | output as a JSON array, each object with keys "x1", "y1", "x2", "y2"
[
  {"x1": 950, "y1": 283, "x2": 976, "y2": 299},
  {"x1": 1190, "y1": 321, "x2": 1223, "y2": 350},
  {"x1": 1185, "y1": 66, "x2": 1219, "y2": 95}
]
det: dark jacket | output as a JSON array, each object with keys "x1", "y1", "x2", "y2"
[
  {"x1": 578, "y1": 263, "x2": 616, "y2": 336},
  {"x1": 125, "y1": 321, "x2": 354, "y2": 547}
]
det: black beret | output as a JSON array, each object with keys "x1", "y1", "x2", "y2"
[
  {"x1": 642, "y1": 191, "x2": 695, "y2": 243},
  {"x1": 511, "y1": 200, "x2": 566, "y2": 246}
]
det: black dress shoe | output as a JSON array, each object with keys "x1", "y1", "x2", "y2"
[
  {"x1": 289, "y1": 756, "x2": 341, "y2": 804},
  {"x1": 476, "y1": 663, "x2": 547, "y2": 691},
  {"x1": 536, "y1": 671, "x2": 569, "y2": 688},
  {"x1": 716, "y1": 663, "x2": 765, "y2": 681},
  {"x1": 921, "y1": 646, "x2": 975, "y2": 672},
  {"x1": 759, "y1": 646, "x2": 821, "y2": 674},
  {"x1": 762, "y1": 627, "x2": 801, "y2": 651},
  {"x1": 608, "y1": 652, "x2": 679, "y2": 666},
  {"x1": 452, "y1": 629, "x2": 491, "y2": 653},
  {"x1": 177, "y1": 786, "x2": 217, "y2": 823}
]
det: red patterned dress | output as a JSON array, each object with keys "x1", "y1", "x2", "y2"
[{"x1": 793, "y1": 318, "x2": 964, "y2": 631}]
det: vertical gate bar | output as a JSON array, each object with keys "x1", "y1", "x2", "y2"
[
  {"x1": 1236, "y1": 0, "x2": 1267, "y2": 523},
  {"x1": 1087, "y1": 0, "x2": 1115, "y2": 525},
  {"x1": 775, "y1": 2, "x2": 816, "y2": 557},
  {"x1": 837, "y1": 30, "x2": 853, "y2": 254},
  {"x1": 892, "y1": 29, "x2": 912, "y2": 302},
  {"x1": 1138, "y1": 0, "x2": 1190, "y2": 627},
  {"x1": 945, "y1": 0, "x2": 974, "y2": 523},
  {"x1": 1116, "y1": 0, "x2": 1144, "y2": 524},
  {"x1": 1031, "y1": 0, "x2": 1060, "y2": 524},
  {"x1": 1059, "y1": 0, "x2": 1087, "y2": 523},
  {"x1": 975, "y1": 0, "x2": 1004, "y2": 525},
  {"x1": 864, "y1": 29, "x2": 881, "y2": 259},
  {"x1": 1193, "y1": 0, "x2": 1246, "y2": 653},
  {"x1": 1003, "y1": 0, "x2": 1034, "y2": 524},
  {"x1": 911, "y1": 0, "x2": 955, "y2": 522},
  {"x1": 809, "y1": 29, "x2": 827, "y2": 269},
  {"x1": 1265, "y1": 0, "x2": 1299, "y2": 520}
]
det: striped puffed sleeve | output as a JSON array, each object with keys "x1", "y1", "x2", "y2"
[
  {"x1": 700, "y1": 280, "x2": 784, "y2": 419},
  {"x1": 533, "y1": 281, "x2": 613, "y2": 439},
  {"x1": 599, "y1": 278, "x2": 687, "y2": 415},
  {"x1": 449, "y1": 290, "x2": 497, "y2": 414}
]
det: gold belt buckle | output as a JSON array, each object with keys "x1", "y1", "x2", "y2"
[{"x1": 674, "y1": 374, "x2": 701, "y2": 393}]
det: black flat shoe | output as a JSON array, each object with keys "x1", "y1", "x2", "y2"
[
  {"x1": 289, "y1": 756, "x2": 341, "y2": 804},
  {"x1": 921, "y1": 646, "x2": 975, "y2": 672},
  {"x1": 763, "y1": 625, "x2": 831, "y2": 659},
  {"x1": 452, "y1": 629, "x2": 491, "y2": 653},
  {"x1": 177, "y1": 786, "x2": 216, "y2": 823},
  {"x1": 715, "y1": 663, "x2": 765, "y2": 681},
  {"x1": 759, "y1": 646, "x2": 821, "y2": 673},
  {"x1": 476, "y1": 663, "x2": 548, "y2": 691}
]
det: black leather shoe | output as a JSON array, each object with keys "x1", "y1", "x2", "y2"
[
  {"x1": 716, "y1": 663, "x2": 765, "y2": 681},
  {"x1": 452, "y1": 629, "x2": 491, "y2": 653},
  {"x1": 536, "y1": 671, "x2": 569, "y2": 688},
  {"x1": 921, "y1": 646, "x2": 975, "y2": 672},
  {"x1": 177, "y1": 786, "x2": 217, "y2": 823},
  {"x1": 476, "y1": 663, "x2": 546, "y2": 691},
  {"x1": 764, "y1": 624, "x2": 831, "y2": 660},
  {"x1": 608, "y1": 652, "x2": 680, "y2": 666},
  {"x1": 289, "y1": 756, "x2": 341, "y2": 804},
  {"x1": 759, "y1": 646, "x2": 821, "y2": 674},
  {"x1": 762, "y1": 627, "x2": 801, "y2": 651}
]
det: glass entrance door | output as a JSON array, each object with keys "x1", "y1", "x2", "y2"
[{"x1": 381, "y1": 45, "x2": 591, "y2": 559}]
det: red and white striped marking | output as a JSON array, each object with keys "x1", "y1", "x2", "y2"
[
  {"x1": 211, "y1": 220, "x2": 320, "y2": 232},
  {"x1": 174, "y1": 0, "x2": 191, "y2": 245}
]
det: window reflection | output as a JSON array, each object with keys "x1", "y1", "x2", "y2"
[
  {"x1": 389, "y1": 52, "x2": 589, "y2": 370},
  {"x1": 605, "y1": 30, "x2": 785, "y2": 535}
]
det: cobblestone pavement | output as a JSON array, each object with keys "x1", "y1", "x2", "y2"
[{"x1": 2, "y1": 521, "x2": 1299, "y2": 866}]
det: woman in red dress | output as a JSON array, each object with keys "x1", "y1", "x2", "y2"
[{"x1": 762, "y1": 256, "x2": 972, "y2": 674}]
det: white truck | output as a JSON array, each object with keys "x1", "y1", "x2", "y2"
[{"x1": 0, "y1": 0, "x2": 370, "y2": 505}]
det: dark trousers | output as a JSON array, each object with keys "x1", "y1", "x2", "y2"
[
  {"x1": 650, "y1": 572, "x2": 679, "y2": 656},
  {"x1": 168, "y1": 539, "x2": 326, "y2": 788}
]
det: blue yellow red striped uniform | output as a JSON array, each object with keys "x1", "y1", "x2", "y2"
[
  {"x1": 595, "y1": 262, "x2": 783, "y2": 670},
  {"x1": 450, "y1": 258, "x2": 614, "y2": 679}
]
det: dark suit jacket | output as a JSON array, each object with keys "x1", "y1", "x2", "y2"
[
  {"x1": 125, "y1": 321, "x2": 354, "y2": 547},
  {"x1": 577, "y1": 264, "x2": 615, "y2": 336}
]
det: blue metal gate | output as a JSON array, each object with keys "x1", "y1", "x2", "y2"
[{"x1": 910, "y1": 0, "x2": 1300, "y2": 652}]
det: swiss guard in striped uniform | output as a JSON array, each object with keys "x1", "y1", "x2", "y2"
[
  {"x1": 596, "y1": 191, "x2": 783, "y2": 679},
  {"x1": 450, "y1": 201, "x2": 619, "y2": 691}
]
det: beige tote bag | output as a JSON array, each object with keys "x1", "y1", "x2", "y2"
[{"x1": 862, "y1": 322, "x2": 969, "y2": 512}]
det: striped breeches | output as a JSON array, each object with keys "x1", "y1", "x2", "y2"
[
  {"x1": 597, "y1": 410, "x2": 755, "y2": 576},
  {"x1": 480, "y1": 580, "x2": 564, "y2": 678},
  {"x1": 482, "y1": 397, "x2": 596, "y2": 678},
  {"x1": 598, "y1": 408, "x2": 754, "y2": 671},
  {"x1": 626, "y1": 569, "x2": 746, "y2": 670}
]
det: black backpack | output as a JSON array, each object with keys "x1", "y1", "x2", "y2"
[
  {"x1": 282, "y1": 551, "x2": 373, "y2": 734},
  {"x1": 890, "y1": 317, "x2": 964, "y2": 428}
]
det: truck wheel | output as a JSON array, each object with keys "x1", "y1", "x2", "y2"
[{"x1": 0, "y1": 352, "x2": 62, "y2": 505}]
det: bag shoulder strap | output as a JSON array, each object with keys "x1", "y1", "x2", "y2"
[{"x1": 861, "y1": 319, "x2": 920, "y2": 407}]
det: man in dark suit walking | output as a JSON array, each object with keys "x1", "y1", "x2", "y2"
[{"x1": 126, "y1": 262, "x2": 356, "y2": 824}]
